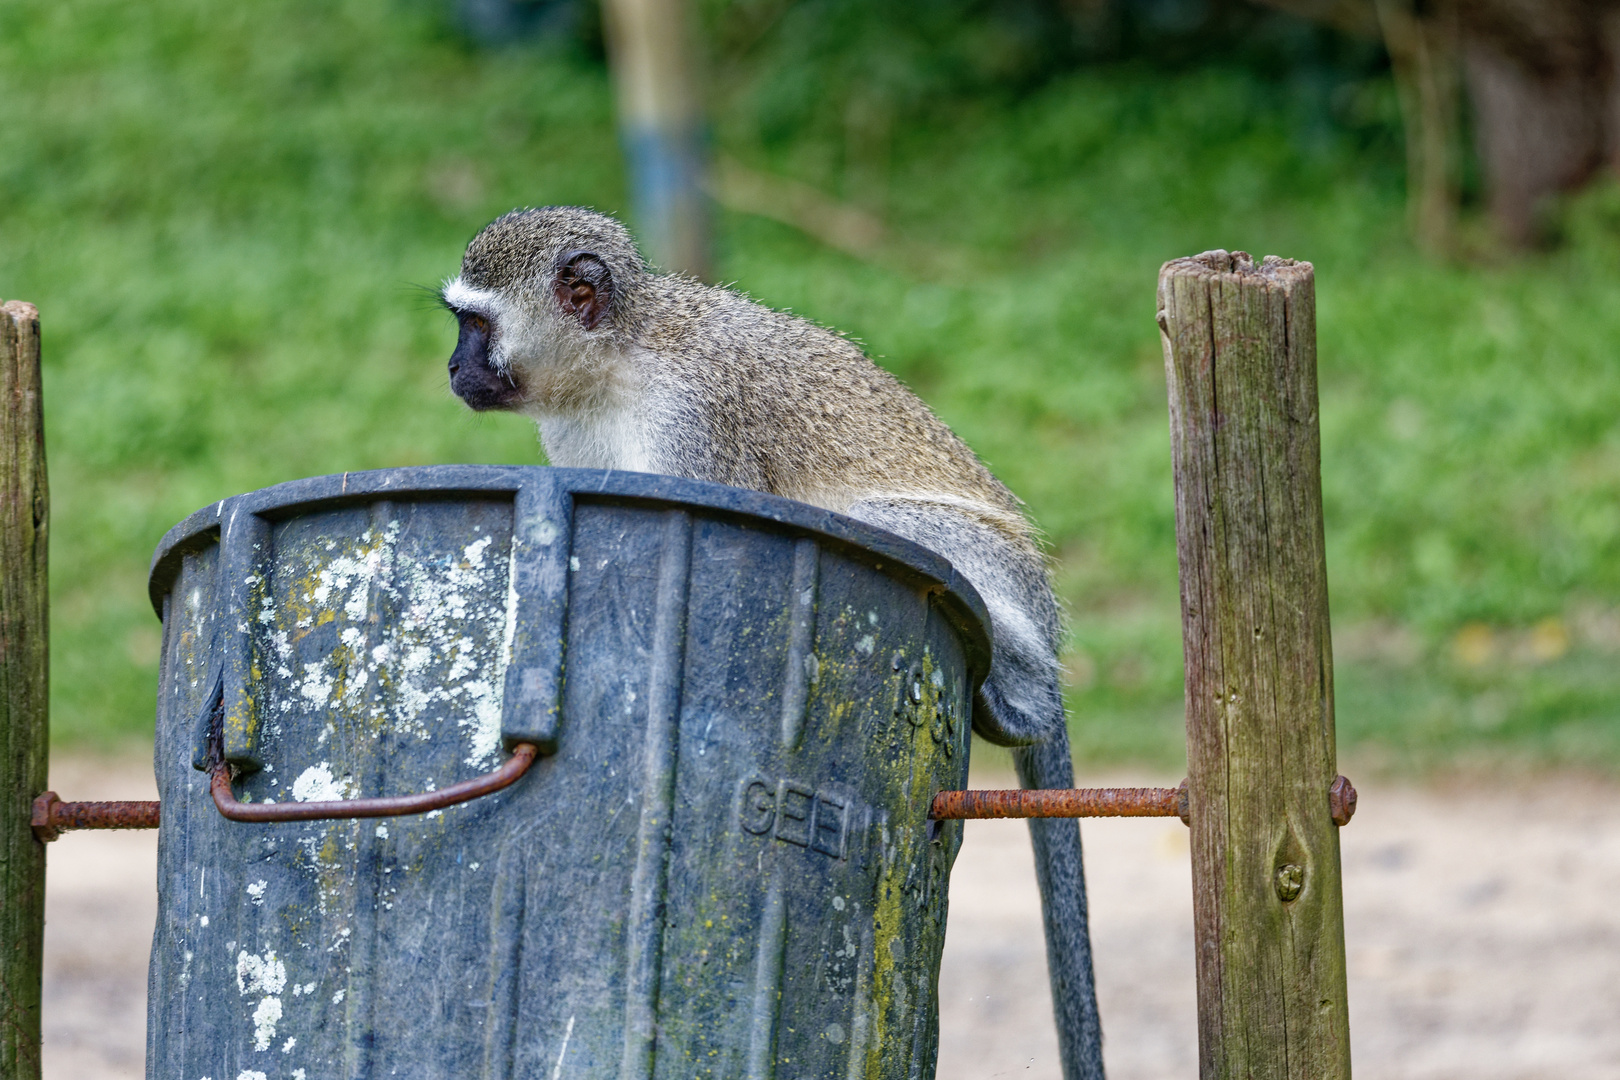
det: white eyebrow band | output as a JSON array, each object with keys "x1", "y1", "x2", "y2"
[{"x1": 441, "y1": 278, "x2": 498, "y2": 312}]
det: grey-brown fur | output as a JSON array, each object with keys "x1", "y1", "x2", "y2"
[{"x1": 442, "y1": 206, "x2": 1104, "y2": 1079}]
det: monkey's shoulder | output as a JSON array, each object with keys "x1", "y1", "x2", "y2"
[{"x1": 638, "y1": 277, "x2": 876, "y2": 371}]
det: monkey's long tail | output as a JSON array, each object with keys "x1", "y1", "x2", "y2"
[{"x1": 1012, "y1": 726, "x2": 1105, "y2": 1080}]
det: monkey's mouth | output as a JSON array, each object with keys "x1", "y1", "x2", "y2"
[
  {"x1": 449, "y1": 359, "x2": 524, "y2": 411},
  {"x1": 447, "y1": 314, "x2": 523, "y2": 411}
]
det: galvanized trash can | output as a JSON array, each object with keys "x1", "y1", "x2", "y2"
[{"x1": 146, "y1": 466, "x2": 990, "y2": 1080}]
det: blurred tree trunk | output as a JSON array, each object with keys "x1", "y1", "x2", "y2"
[
  {"x1": 1458, "y1": 0, "x2": 1610, "y2": 246},
  {"x1": 1376, "y1": 0, "x2": 1462, "y2": 254},
  {"x1": 1255, "y1": 0, "x2": 1620, "y2": 249}
]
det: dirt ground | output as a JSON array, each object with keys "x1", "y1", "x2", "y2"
[{"x1": 38, "y1": 755, "x2": 1620, "y2": 1080}]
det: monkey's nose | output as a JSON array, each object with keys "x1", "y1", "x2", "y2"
[{"x1": 448, "y1": 359, "x2": 460, "y2": 374}]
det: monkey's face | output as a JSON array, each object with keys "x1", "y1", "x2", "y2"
[
  {"x1": 441, "y1": 267, "x2": 609, "y2": 414},
  {"x1": 445, "y1": 307, "x2": 523, "y2": 412},
  {"x1": 441, "y1": 207, "x2": 643, "y2": 415},
  {"x1": 442, "y1": 258, "x2": 621, "y2": 417}
]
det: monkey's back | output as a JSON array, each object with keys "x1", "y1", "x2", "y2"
[{"x1": 634, "y1": 278, "x2": 1032, "y2": 540}]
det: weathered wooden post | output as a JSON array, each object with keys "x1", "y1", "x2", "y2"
[
  {"x1": 1157, "y1": 253, "x2": 1352, "y2": 1079},
  {"x1": 1, "y1": 299, "x2": 48, "y2": 1080}
]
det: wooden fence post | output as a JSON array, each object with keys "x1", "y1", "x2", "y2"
[
  {"x1": 1, "y1": 299, "x2": 47, "y2": 1080},
  {"x1": 1157, "y1": 253, "x2": 1351, "y2": 1079}
]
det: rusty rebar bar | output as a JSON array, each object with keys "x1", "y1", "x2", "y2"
[
  {"x1": 31, "y1": 793, "x2": 161, "y2": 842},
  {"x1": 931, "y1": 776, "x2": 1358, "y2": 827},
  {"x1": 36, "y1": 762, "x2": 1353, "y2": 838},
  {"x1": 930, "y1": 784, "x2": 1189, "y2": 823}
]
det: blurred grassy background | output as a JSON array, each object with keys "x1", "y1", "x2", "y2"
[{"x1": 1, "y1": 0, "x2": 1617, "y2": 771}]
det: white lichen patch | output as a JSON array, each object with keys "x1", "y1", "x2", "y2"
[
  {"x1": 376, "y1": 531, "x2": 512, "y2": 764},
  {"x1": 246, "y1": 881, "x2": 267, "y2": 906},
  {"x1": 236, "y1": 950, "x2": 286, "y2": 996},
  {"x1": 250, "y1": 996, "x2": 282, "y2": 1051},
  {"x1": 446, "y1": 636, "x2": 478, "y2": 680},
  {"x1": 237, "y1": 1071, "x2": 268, "y2": 1080},
  {"x1": 458, "y1": 678, "x2": 503, "y2": 766},
  {"x1": 257, "y1": 521, "x2": 517, "y2": 919},
  {"x1": 297, "y1": 662, "x2": 334, "y2": 706},
  {"x1": 464, "y1": 535, "x2": 494, "y2": 567},
  {"x1": 291, "y1": 764, "x2": 351, "y2": 803},
  {"x1": 299, "y1": 545, "x2": 388, "y2": 621},
  {"x1": 235, "y1": 948, "x2": 287, "y2": 1054}
]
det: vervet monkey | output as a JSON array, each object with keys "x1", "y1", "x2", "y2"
[{"x1": 441, "y1": 206, "x2": 1104, "y2": 1080}]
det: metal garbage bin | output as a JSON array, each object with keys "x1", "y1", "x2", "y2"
[{"x1": 145, "y1": 466, "x2": 989, "y2": 1080}]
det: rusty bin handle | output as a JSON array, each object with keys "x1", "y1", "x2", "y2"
[
  {"x1": 32, "y1": 743, "x2": 539, "y2": 841},
  {"x1": 209, "y1": 743, "x2": 539, "y2": 824}
]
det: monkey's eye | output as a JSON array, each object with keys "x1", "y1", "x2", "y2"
[{"x1": 466, "y1": 314, "x2": 489, "y2": 334}]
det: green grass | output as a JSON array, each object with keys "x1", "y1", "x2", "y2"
[{"x1": 2, "y1": 0, "x2": 1617, "y2": 772}]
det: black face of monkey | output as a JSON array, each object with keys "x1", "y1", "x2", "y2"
[{"x1": 447, "y1": 310, "x2": 521, "y2": 411}]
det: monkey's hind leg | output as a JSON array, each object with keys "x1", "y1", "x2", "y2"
[{"x1": 1014, "y1": 723, "x2": 1105, "y2": 1080}]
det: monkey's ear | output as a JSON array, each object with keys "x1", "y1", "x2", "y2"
[{"x1": 553, "y1": 251, "x2": 614, "y2": 331}]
